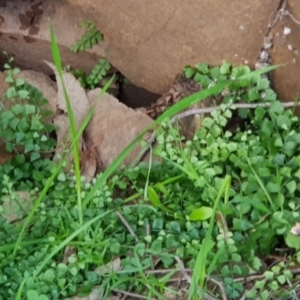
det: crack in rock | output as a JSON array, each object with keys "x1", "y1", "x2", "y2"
[
  {"x1": 256, "y1": 0, "x2": 300, "y2": 74},
  {"x1": 255, "y1": 0, "x2": 287, "y2": 73}
]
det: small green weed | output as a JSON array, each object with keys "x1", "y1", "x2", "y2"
[
  {"x1": 69, "y1": 21, "x2": 112, "y2": 89},
  {"x1": 26, "y1": 290, "x2": 49, "y2": 300},
  {"x1": 70, "y1": 21, "x2": 103, "y2": 53},
  {"x1": 184, "y1": 61, "x2": 277, "y2": 104},
  {"x1": 1, "y1": 53, "x2": 56, "y2": 159},
  {"x1": 0, "y1": 53, "x2": 57, "y2": 195},
  {"x1": 69, "y1": 58, "x2": 112, "y2": 89}
]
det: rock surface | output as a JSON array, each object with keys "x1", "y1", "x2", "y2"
[
  {"x1": 1, "y1": 0, "x2": 300, "y2": 104},
  {"x1": 0, "y1": 0, "x2": 110, "y2": 76},
  {"x1": 0, "y1": 65, "x2": 154, "y2": 171},
  {"x1": 269, "y1": 0, "x2": 300, "y2": 105},
  {"x1": 64, "y1": 0, "x2": 279, "y2": 93}
]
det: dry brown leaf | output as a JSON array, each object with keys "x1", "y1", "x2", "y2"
[
  {"x1": 80, "y1": 152, "x2": 97, "y2": 182},
  {"x1": 80, "y1": 141, "x2": 99, "y2": 183},
  {"x1": 0, "y1": 71, "x2": 9, "y2": 99},
  {"x1": 53, "y1": 114, "x2": 72, "y2": 164},
  {"x1": 85, "y1": 89, "x2": 153, "y2": 169},
  {"x1": 71, "y1": 288, "x2": 104, "y2": 300},
  {"x1": 44, "y1": 61, "x2": 90, "y2": 127},
  {"x1": 1, "y1": 191, "x2": 33, "y2": 222},
  {"x1": 0, "y1": 141, "x2": 14, "y2": 164},
  {"x1": 95, "y1": 257, "x2": 122, "y2": 276},
  {"x1": 62, "y1": 245, "x2": 77, "y2": 264},
  {"x1": 45, "y1": 61, "x2": 90, "y2": 169}
]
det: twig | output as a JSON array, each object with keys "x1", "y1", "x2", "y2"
[
  {"x1": 174, "y1": 256, "x2": 220, "y2": 300},
  {"x1": 174, "y1": 255, "x2": 192, "y2": 283},
  {"x1": 204, "y1": 294, "x2": 220, "y2": 300},
  {"x1": 235, "y1": 272, "x2": 267, "y2": 283},
  {"x1": 287, "y1": 11, "x2": 300, "y2": 25},
  {"x1": 169, "y1": 101, "x2": 300, "y2": 122},
  {"x1": 120, "y1": 284, "x2": 133, "y2": 300},
  {"x1": 145, "y1": 267, "x2": 192, "y2": 275},
  {"x1": 112, "y1": 289, "x2": 154, "y2": 300},
  {"x1": 239, "y1": 290, "x2": 247, "y2": 300},
  {"x1": 135, "y1": 101, "x2": 300, "y2": 165},
  {"x1": 115, "y1": 210, "x2": 139, "y2": 242},
  {"x1": 265, "y1": 255, "x2": 286, "y2": 261},
  {"x1": 286, "y1": 277, "x2": 297, "y2": 298},
  {"x1": 145, "y1": 223, "x2": 151, "y2": 236},
  {"x1": 208, "y1": 277, "x2": 228, "y2": 300}
]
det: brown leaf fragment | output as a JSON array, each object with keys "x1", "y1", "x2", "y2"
[
  {"x1": 85, "y1": 88, "x2": 153, "y2": 169},
  {"x1": 45, "y1": 61, "x2": 90, "y2": 170}
]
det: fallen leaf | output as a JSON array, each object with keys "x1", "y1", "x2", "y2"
[
  {"x1": 71, "y1": 288, "x2": 104, "y2": 300},
  {"x1": 80, "y1": 139, "x2": 100, "y2": 183},
  {"x1": 85, "y1": 88, "x2": 153, "y2": 169},
  {"x1": 45, "y1": 61, "x2": 90, "y2": 127},
  {"x1": 95, "y1": 257, "x2": 121, "y2": 276},
  {"x1": 53, "y1": 114, "x2": 73, "y2": 165},
  {"x1": 0, "y1": 142, "x2": 14, "y2": 164},
  {"x1": 45, "y1": 61, "x2": 90, "y2": 170},
  {"x1": 62, "y1": 245, "x2": 77, "y2": 264},
  {"x1": 1, "y1": 191, "x2": 33, "y2": 222}
]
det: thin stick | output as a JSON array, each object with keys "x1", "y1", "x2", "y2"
[
  {"x1": 208, "y1": 277, "x2": 228, "y2": 300},
  {"x1": 112, "y1": 289, "x2": 152, "y2": 299},
  {"x1": 135, "y1": 101, "x2": 300, "y2": 165},
  {"x1": 115, "y1": 210, "x2": 139, "y2": 242},
  {"x1": 174, "y1": 255, "x2": 192, "y2": 283}
]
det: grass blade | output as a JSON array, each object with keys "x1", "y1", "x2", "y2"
[
  {"x1": 34, "y1": 210, "x2": 112, "y2": 277},
  {"x1": 50, "y1": 22, "x2": 83, "y2": 224},
  {"x1": 83, "y1": 80, "x2": 230, "y2": 206},
  {"x1": 247, "y1": 158, "x2": 275, "y2": 212},
  {"x1": 13, "y1": 23, "x2": 114, "y2": 256},
  {"x1": 188, "y1": 175, "x2": 231, "y2": 300}
]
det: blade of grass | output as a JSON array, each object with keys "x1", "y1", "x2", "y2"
[
  {"x1": 247, "y1": 157, "x2": 275, "y2": 212},
  {"x1": 147, "y1": 186, "x2": 172, "y2": 213},
  {"x1": 144, "y1": 146, "x2": 153, "y2": 199},
  {"x1": 34, "y1": 210, "x2": 112, "y2": 277},
  {"x1": 237, "y1": 65, "x2": 281, "y2": 80},
  {"x1": 123, "y1": 174, "x2": 184, "y2": 203},
  {"x1": 15, "y1": 210, "x2": 113, "y2": 298},
  {"x1": 13, "y1": 153, "x2": 66, "y2": 256},
  {"x1": 154, "y1": 64, "x2": 280, "y2": 125},
  {"x1": 15, "y1": 277, "x2": 27, "y2": 300},
  {"x1": 188, "y1": 175, "x2": 231, "y2": 300},
  {"x1": 83, "y1": 64, "x2": 277, "y2": 207},
  {"x1": 50, "y1": 22, "x2": 83, "y2": 224},
  {"x1": 180, "y1": 150, "x2": 202, "y2": 180},
  {"x1": 0, "y1": 238, "x2": 53, "y2": 252},
  {"x1": 50, "y1": 23, "x2": 115, "y2": 224},
  {"x1": 13, "y1": 25, "x2": 115, "y2": 256},
  {"x1": 163, "y1": 156, "x2": 205, "y2": 181},
  {"x1": 83, "y1": 79, "x2": 231, "y2": 207}
]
